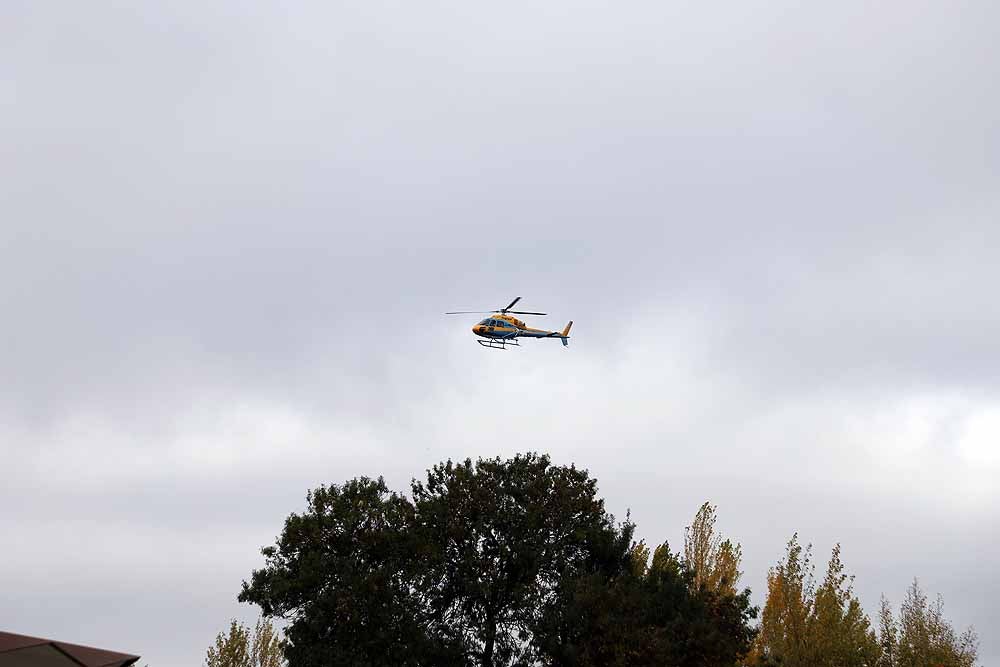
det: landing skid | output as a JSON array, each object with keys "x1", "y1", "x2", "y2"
[{"x1": 477, "y1": 338, "x2": 520, "y2": 350}]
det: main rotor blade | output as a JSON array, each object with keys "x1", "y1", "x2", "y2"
[
  {"x1": 502, "y1": 296, "x2": 522, "y2": 312},
  {"x1": 444, "y1": 311, "x2": 494, "y2": 315},
  {"x1": 507, "y1": 311, "x2": 547, "y2": 315}
]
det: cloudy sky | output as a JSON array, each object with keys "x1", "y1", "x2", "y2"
[{"x1": 2, "y1": 1, "x2": 997, "y2": 664}]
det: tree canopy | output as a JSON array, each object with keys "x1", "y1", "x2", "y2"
[
  {"x1": 535, "y1": 538, "x2": 757, "y2": 666},
  {"x1": 205, "y1": 618, "x2": 284, "y2": 667},
  {"x1": 239, "y1": 476, "x2": 455, "y2": 666},
  {"x1": 878, "y1": 579, "x2": 979, "y2": 667},
  {"x1": 751, "y1": 536, "x2": 979, "y2": 667},
  {"x1": 238, "y1": 452, "x2": 980, "y2": 667},
  {"x1": 239, "y1": 453, "x2": 758, "y2": 667},
  {"x1": 684, "y1": 501, "x2": 744, "y2": 597}
]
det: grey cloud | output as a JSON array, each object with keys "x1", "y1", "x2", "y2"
[{"x1": 2, "y1": 1, "x2": 998, "y2": 664}]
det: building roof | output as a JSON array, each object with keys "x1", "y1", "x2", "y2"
[{"x1": 0, "y1": 631, "x2": 139, "y2": 667}]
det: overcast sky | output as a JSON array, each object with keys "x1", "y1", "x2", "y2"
[{"x1": 2, "y1": 1, "x2": 998, "y2": 665}]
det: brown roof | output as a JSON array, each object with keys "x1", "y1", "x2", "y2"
[{"x1": 0, "y1": 631, "x2": 139, "y2": 667}]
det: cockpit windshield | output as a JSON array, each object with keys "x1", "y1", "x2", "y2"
[{"x1": 478, "y1": 318, "x2": 510, "y2": 327}]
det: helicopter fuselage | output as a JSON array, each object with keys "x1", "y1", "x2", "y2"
[{"x1": 472, "y1": 314, "x2": 572, "y2": 346}]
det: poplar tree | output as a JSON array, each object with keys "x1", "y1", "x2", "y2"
[
  {"x1": 807, "y1": 544, "x2": 879, "y2": 666},
  {"x1": 683, "y1": 502, "x2": 744, "y2": 596},
  {"x1": 753, "y1": 542, "x2": 982, "y2": 667},
  {"x1": 206, "y1": 619, "x2": 284, "y2": 667},
  {"x1": 877, "y1": 596, "x2": 899, "y2": 667},
  {"x1": 251, "y1": 619, "x2": 284, "y2": 667},
  {"x1": 883, "y1": 579, "x2": 979, "y2": 667},
  {"x1": 751, "y1": 534, "x2": 815, "y2": 666},
  {"x1": 206, "y1": 620, "x2": 250, "y2": 667}
]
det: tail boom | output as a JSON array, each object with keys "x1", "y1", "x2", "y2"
[{"x1": 519, "y1": 320, "x2": 573, "y2": 346}]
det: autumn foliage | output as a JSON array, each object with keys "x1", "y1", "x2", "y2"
[
  {"x1": 231, "y1": 453, "x2": 979, "y2": 667},
  {"x1": 749, "y1": 536, "x2": 978, "y2": 667}
]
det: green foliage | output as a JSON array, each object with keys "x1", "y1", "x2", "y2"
[
  {"x1": 205, "y1": 618, "x2": 284, "y2": 667},
  {"x1": 239, "y1": 455, "x2": 759, "y2": 667},
  {"x1": 877, "y1": 595, "x2": 899, "y2": 667},
  {"x1": 238, "y1": 477, "x2": 457, "y2": 666},
  {"x1": 410, "y1": 453, "x2": 617, "y2": 666},
  {"x1": 534, "y1": 538, "x2": 757, "y2": 666},
  {"x1": 238, "y1": 454, "x2": 982, "y2": 667}
]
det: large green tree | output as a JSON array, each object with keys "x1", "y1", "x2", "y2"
[
  {"x1": 410, "y1": 454, "x2": 617, "y2": 666},
  {"x1": 239, "y1": 477, "x2": 462, "y2": 666},
  {"x1": 240, "y1": 454, "x2": 623, "y2": 667},
  {"x1": 534, "y1": 538, "x2": 758, "y2": 666},
  {"x1": 240, "y1": 455, "x2": 760, "y2": 667}
]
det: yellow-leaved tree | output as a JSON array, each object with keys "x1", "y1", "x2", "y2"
[
  {"x1": 752, "y1": 538, "x2": 880, "y2": 666},
  {"x1": 806, "y1": 543, "x2": 880, "y2": 666},
  {"x1": 683, "y1": 501, "x2": 744, "y2": 595},
  {"x1": 750, "y1": 539, "x2": 979, "y2": 667},
  {"x1": 205, "y1": 618, "x2": 283, "y2": 667},
  {"x1": 750, "y1": 533, "x2": 815, "y2": 666}
]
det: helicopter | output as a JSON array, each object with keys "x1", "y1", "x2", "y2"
[{"x1": 446, "y1": 297, "x2": 573, "y2": 350}]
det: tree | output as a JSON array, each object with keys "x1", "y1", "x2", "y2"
[
  {"x1": 533, "y1": 501, "x2": 757, "y2": 667},
  {"x1": 410, "y1": 453, "x2": 619, "y2": 666},
  {"x1": 534, "y1": 537, "x2": 758, "y2": 666},
  {"x1": 241, "y1": 456, "x2": 761, "y2": 667},
  {"x1": 753, "y1": 539, "x2": 883, "y2": 667},
  {"x1": 877, "y1": 596, "x2": 899, "y2": 667},
  {"x1": 206, "y1": 618, "x2": 284, "y2": 667},
  {"x1": 752, "y1": 534, "x2": 815, "y2": 666},
  {"x1": 206, "y1": 620, "x2": 250, "y2": 667},
  {"x1": 879, "y1": 579, "x2": 979, "y2": 667},
  {"x1": 241, "y1": 454, "x2": 624, "y2": 667},
  {"x1": 684, "y1": 502, "x2": 744, "y2": 596},
  {"x1": 753, "y1": 535, "x2": 983, "y2": 667},
  {"x1": 239, "y1": 477, "x2": 462, "y2": 666},
  {"x1": 807, "y1": 544, "x2": 880, "y2": 667},
  {"x1": 251, "y1": 619, "x2": 284, "y2": 667}
]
